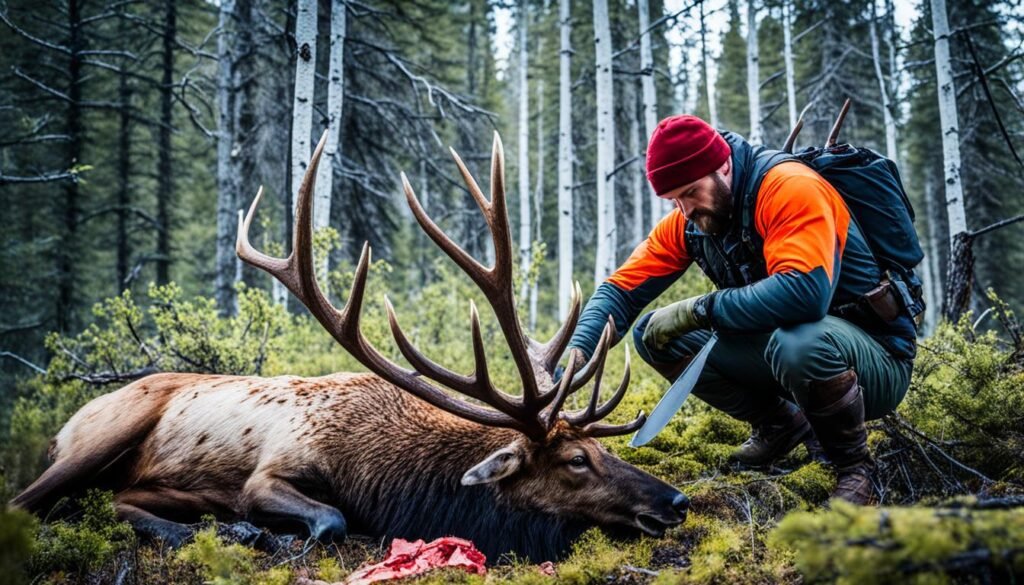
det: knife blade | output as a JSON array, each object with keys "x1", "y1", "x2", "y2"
[{"x1": 630, "y1": 333, "x2": 719, "y2": 447}]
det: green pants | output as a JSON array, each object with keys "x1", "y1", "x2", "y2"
[{"x1": 632, "y1": 314, "x2": 912, "y2": 422}]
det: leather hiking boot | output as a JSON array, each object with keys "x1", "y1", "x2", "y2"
[
  {"x1": 730, "y1": 401, "x2": 812, "y2": 467},
  {"x1": 802, "y1": 369, "x2": 877, "y2": 505},
  {"x1": 834, "y1": 460, "x2": 877, "y2": 505}
]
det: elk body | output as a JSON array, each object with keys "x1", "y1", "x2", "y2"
[{"x1": 13, "y1": 133, "x2": 688, "y2": 562}]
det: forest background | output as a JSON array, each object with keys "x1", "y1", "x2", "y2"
[{"x1": 1, "y1": 0, "x2": 1024, "y2": 583}]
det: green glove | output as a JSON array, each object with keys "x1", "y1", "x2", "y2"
[{"x1": 642, "y1": 295, "x2": 709, "y2": 351}]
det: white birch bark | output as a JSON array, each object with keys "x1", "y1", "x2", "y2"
[
  {"x1": 517, "y1": 0, "x2": 531, "y2": 308},
  {"x1": 782, "y1": 0, "x2": 797, "y2": 130},
  {"x1": 629, "y1": 80, "x2": 644, "y2": 247},
  {"x1": 638, "y1": 0, "x2": 660, "y2": 230},
  {"x1": 746, "y1": 0, "x2": 761, "y2": 145},
  {"x1": 593, "y1": 0, "x2": 616, "y2": 285},
  {"x1": 931, "y1": 0, "x2": 967, "y2": 242},
  {"x1": 700, "y1": 1, "x2": 718, "y2": 129},
  {"x1": 870, "y1": 0, "x2": 897, "y2": 160},
  {"x1": 530, "y1": 75, "x2": 544, "y2": 331},
  {"x1": 557, "y1": 0, "x2": 574, "y2": 321},
  {"x1": 314, "y1": 0, "x2": 346, "y2": 284},
  {"x1": 277, "y1": 0, "x2": 317, "y2": 305}
]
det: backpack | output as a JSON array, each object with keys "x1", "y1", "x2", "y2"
[{"x1": 794, "y1": 143, "x2": 927, "y2": 324}]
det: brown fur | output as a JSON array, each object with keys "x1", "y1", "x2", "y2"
[{"x1": 13, "y1": 371, "x2": 687, "y2": 561}]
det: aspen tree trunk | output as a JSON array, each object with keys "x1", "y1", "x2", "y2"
[
  {"x1": 700, "y1": 1, "x2": 718, "y2": 129},
  {"x1": 557, "y1": 0, "x2": 574, "y2": 321},
  {"x1": 278, "y1": 0, "x2": 317, "y2": 306},
  {"x1": 518, "y1": 0, "x2": 531, "y2": 308},
  {"x1": 638, "y1": 0, "x2": 660, "y2": 230},
  {"x1": 530, "y1": 76, "x2": 544, "y2": 331},
  {"x1": 629, "y1": 80, "x2": 644, "y2": 247},
  {"x1": 314, "y1": 1, "x2": 346, "y2": 285},
  {"x1": 870, "y1": 0, "x2": 897, "y2": 160},
  {"x1": 931, "y1": 0, "x2": 970, "y2": 319},
  {"x1": 746, "y1": 0, "x2": 761, "y2": 145},
  {"x1": 782, "y1": 0, "x2": 797, "y2": 130},
  {"x1": 593, "y1": 0, "x2": 616, "y2": 285},
  {"x1": 215, "y1": 0, "x2": 237, "y2": 314}
]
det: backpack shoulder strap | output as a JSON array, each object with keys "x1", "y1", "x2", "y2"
[{"x1": 738, "y1": 149, "x2": 800, "y2": 257}]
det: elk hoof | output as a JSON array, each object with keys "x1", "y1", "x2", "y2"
[
  {"x1": 217, "y1": 521, "x2": 266, "y2": 548},
  {"x1": 157, "y1": 523, "x2": 195, "y2": 549},
  {"x1": 311, "y1": 510, "x2": 347, "y2": 542}
]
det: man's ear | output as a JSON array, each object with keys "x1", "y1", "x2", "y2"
[
  {"x1": 718, "y1": 156, "x2": 732, "y2": 178},
  {"x1": 461, "y1": 443, "x2": 526, "y2": 486}
]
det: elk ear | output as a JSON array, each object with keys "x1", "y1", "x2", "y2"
[{"x1": 461, "y1": 444, "x2": 525, "y2": 486}]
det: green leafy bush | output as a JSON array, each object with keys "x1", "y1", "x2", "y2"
[
  {"x1": 176, "y1": 526, "x2": 291, "y2": 585},
  {"x1": 29, "y1": 490, "x2": 134, "y2": 578},
  {"x1": 899, "y1": 314, "x2": 1024, "y2": 483},
  {"x1": 0, "y1": 506, "x2": 37, "y2": 585}
]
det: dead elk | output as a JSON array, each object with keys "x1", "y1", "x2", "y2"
[{"x1": 12, "y1": 132, "x2": 688, "y2": 562}]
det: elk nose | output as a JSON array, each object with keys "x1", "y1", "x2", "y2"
[{"x1": 672, "y1": 493, "x2": 690, "y2": 514}]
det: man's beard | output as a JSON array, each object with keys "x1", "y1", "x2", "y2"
[{"x1": 690, "y1": 173, "x2": 733, "y2": 235}]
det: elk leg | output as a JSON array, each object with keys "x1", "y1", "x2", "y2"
[
  {"x1": 114, "y1": 487, "x2": 216, "y2": 547},
  {"x1": 240, "y1": 473, "x2": 347, "y2": 542}
]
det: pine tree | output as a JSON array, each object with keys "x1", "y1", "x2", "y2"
[{"x1": 717, "y1": 0, "x2": 750, "y2": 136}]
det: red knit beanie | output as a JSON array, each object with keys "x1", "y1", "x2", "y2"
[{"x1": 646, "y1": 115, "x2": 730, "y2": 195}]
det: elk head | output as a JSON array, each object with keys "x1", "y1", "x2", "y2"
[{"x1": 237, "y1": 131, "x2": 688, "y2": 539}]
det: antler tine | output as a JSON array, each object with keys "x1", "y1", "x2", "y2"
[
  {"x1": 569, "y1": 317, "x2": 615, "y2": 393},
  {"x1": 564, "y1": 347, "x2": 606, "y2": 425},
  {"x1": 543, "y1": 349, "x2": 583, "y2": 430},
  {"x1": 402, "y1": 172, "x2": 488, "y2": 288},
  {"x1": 237, "y1": 188, "x2": 289, "y2": 279},
  {"x1": 587, "y1": 344, "x2": 631, "y2": 423},
  {"x1": 489, "y1": 131, "x2": 512, "y2": 282},
  {"x1": 536, "y1": 281, "x2": 583, "y2": 373},
  {"x1": 240, "y1": 134, "x2": 539, "y2": 438},
  {"x1": 563, "y1": 317, "x2": 616, "y2": 425},
  {"x1": 382, "y1": 296, "x2": 524, "y2": 419},
  {"x1": 825, "y1": 98, "x2": 851, "y2": 148},
  {"x1": 449, "y1": 146, "x2": 491, "y2": 217},
  {"x1": 468, "y1": 300, "x2": 529, "y2": 417},
  {"x1": 404, "y1": 141, "x2": 543, "y2": 410},
  {"x1": 584, "y1": 411, "x2": 647, "y2": 438},
  {"x1": 237, "y1": 131, "x2": 337, "y2": 324}
]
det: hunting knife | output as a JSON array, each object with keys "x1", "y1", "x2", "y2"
[{"x1": 629, "y1": 333, "x2": 719, "y2": 447}]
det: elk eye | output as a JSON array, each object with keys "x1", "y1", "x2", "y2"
[{"x1": 569, "y1": 455, "x2": 587, "y2": 468}]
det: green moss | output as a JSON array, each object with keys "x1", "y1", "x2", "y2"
[
  {"x1": 548, "y1": 528, "x2": 660, "y2": 585},
  {"x1": 316, "y1": 556, "x2": 346, "y2": 582},
  {"x1": 777, "y1": 462, "x2": 835, "y2": 505},
  {"x1": 769, "y1": 501, "x2": 1024, "y2": 584}
]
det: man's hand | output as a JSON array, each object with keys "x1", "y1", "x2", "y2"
[{"x1": 642, "y1": 295, "x2": 707, "y2": 351}]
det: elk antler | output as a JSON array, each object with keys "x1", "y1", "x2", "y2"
[{"x1": 237, "y1": 131, "x2": 643, "y2": 442}]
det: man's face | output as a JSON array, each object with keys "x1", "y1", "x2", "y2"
[{"x1": 660, "y1": 171, "x2": 733, "y2": 235}]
